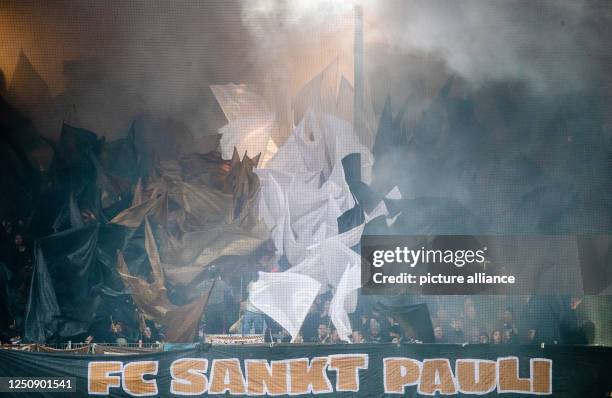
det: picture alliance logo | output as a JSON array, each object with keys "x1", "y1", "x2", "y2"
[{"x1": 370, "y1": 246, "x2": 488, "y2": 268}]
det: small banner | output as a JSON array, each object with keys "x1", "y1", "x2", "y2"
[
  {"x1": 91, "y1": 344, "x2": 162, "y2": 355},
  {"x1": 37, "y1": 345, "x2": 90, "y2": 354},
  {"x1": 205, "y1": 334, "x2": 265, "y2": 345}
]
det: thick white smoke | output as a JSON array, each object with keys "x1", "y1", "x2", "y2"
[{"x1": 242, "y1": 0, "x2": 606, "y2": 94}]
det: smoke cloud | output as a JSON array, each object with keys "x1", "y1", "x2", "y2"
[
  {"x1": 244, "y1": 0, "x2": 609, "y2": 95},
  {"x1": 0, "y1": 0, "x2": 251, "y2": 138},
  {"x1": 1, "y1": 1, "x2": 611, "y2": 235},
  {"x1": 1, "y1": 0, "x2": 609, "y2": 140}
]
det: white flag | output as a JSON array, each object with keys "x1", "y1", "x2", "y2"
[
  {"x1": 249, "y1": 271, "x2": 321, "y2": 341},
  {"x1": 330, "y1": 263, "x2": 361, "y2": 342}
]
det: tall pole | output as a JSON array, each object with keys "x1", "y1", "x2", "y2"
[{"x1": 353, "y1": 4, "x2": 366, "y2": 147}]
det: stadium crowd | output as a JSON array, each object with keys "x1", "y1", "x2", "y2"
[{"x1": 0, "y1": 216, "x2": 595, "y2": 347}]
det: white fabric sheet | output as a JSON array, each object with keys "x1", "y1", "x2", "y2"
[{"x1": 249, "y1": 271, "x2": 321, "y2": 341}]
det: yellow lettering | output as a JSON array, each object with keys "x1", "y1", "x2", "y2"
[
  {"x1": 383, "y1": 357, "x2": 421, "y2": 394},
  {"x1": 170, "y1": 358, "x2": 208, "y2": 395},
  {"x1": 88, "y1": 361, "x2": 122, "y2": 395}
]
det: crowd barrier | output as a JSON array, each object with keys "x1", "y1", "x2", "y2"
[
  {"x1": 0, "y1": 337, "x2": 266, "y2": 354},
  {"x1": 0, "y1": 343, "x2": 164, "y2": 354}
]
